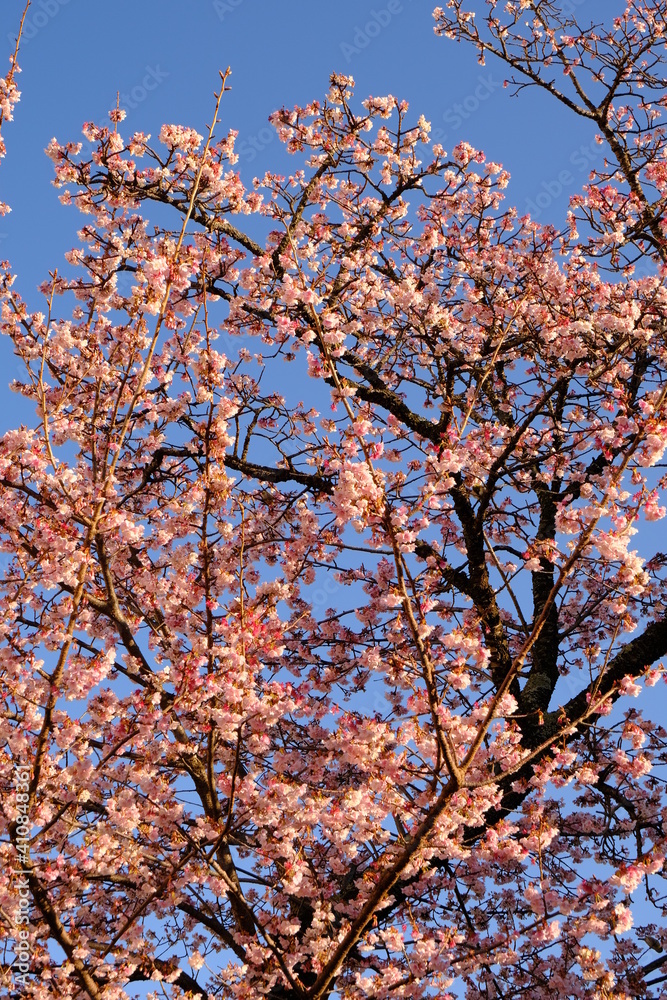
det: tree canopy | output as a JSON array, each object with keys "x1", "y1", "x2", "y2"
[{"x1": 3, "y1": 3, "x2": 667, "y2": 998}]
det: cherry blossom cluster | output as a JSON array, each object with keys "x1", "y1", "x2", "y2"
[{"x1": 1, "y1": 4, "x2": 667, "y2": 1000}]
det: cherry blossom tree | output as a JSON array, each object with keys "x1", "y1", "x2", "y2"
[{"x1": 2, "y1": 2, "x2": 667, "y2": 998}]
